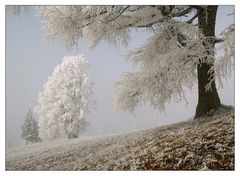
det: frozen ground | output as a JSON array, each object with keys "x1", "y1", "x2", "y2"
[{"x1": 6, "y1": 106, "x2": 234, "y2": 170}]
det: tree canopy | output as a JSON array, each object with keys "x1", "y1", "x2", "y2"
[
  {"x1": 35, "y1": 55, "x2": 94, "y2": 140},
  {"x1": 36, "y1": 6, "x2": 234, "y2": 117}
]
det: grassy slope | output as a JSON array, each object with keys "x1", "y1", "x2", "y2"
[{"x1": 6, "y1": 106, "x2": 234, "y2": 170}]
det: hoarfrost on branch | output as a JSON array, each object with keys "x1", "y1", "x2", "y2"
[{"x1": 37, "y1": 6, "x2": 234, "y2": 113}]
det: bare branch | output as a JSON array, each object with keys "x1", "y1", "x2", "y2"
[
  {"x1": 103, "y1": 6, "x2": 130, "y2": 23},
  {"x1": 214, "y1": 38, "x2": 224, "y2": 44},
  {"x1": 122, "y1": 7, "x2": 193, "y2": 29},
  {"x1": 172, "y1": 6, "x2": 193, "y2": 17},
  {"x1": 187, "y1": 13, "x2": 198, "y2": 24}
]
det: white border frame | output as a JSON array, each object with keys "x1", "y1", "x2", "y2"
[{"x1": 1, "y1": 0, "x2": 239, "y2": 176}]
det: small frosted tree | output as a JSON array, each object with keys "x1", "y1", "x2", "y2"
[
  {"x1": 21, "y1": 109, "x2": 41, "y2": 145},
  {"x1": 36, "y1": 6, "x2": 234, "y2": 118},
  {"x1": 35, "y1": 56, "x2": 93, "y2": 140}
]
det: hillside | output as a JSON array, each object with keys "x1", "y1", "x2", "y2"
[{"x1": 6, "y1": 106, "x2": 234, "y2": 170}]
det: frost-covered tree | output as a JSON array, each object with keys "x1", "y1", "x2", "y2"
[
  {"x1": 21, "y1": 109, "x2": 41, "y2": 145},
  {"x1": 35, "y1": 56, "x2": 93, "y2": 140},
  {"x1": 36, "y1": 6, "x2": 234, "y2": 118}
]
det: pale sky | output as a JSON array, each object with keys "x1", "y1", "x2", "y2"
[{"x1": 5, "y1": 6, "x2": 234, "y2": 147}]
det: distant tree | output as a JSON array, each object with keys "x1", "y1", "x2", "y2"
[
  {"x1": 35, "y1": 56, "x2": 94, "y2": 140},
  {"x1": 36, "y1": 5, "x2": 234, "y2": 118},
  {"x1": 21, "y1": 109, "x2": 41, "y2": 145}
]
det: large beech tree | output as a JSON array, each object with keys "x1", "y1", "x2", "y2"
[{"x1": 35, "y1": 6, "x2": 234, "y2": 118}]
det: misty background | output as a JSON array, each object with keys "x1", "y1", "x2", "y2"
[{"x1": 6, "y1": 6, "x2": 234, "y2": 148}]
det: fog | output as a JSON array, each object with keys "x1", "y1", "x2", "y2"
[{"x1": 6, "y1": 6, "x2": 234, "y2": 148}]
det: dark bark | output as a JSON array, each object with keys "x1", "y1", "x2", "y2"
[{"x1": 195, "y1": 6, "x2": 221, "y2": 118}]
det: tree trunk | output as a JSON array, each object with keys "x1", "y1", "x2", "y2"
[{"x1": 195, "y1": 6, "x2": 221, "y2": 118}]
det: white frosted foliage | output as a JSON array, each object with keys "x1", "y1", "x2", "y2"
[
  {"x1": 36, "y1": 6, "x2": 234, "y2": 113},
  {"x1": 35, "y1": 56, "x2": 94, "y2": 140}
]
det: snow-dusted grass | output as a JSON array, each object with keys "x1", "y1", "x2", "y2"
[{"x1": 6, "y1": 106, "x2": 234, "y2": 170}]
